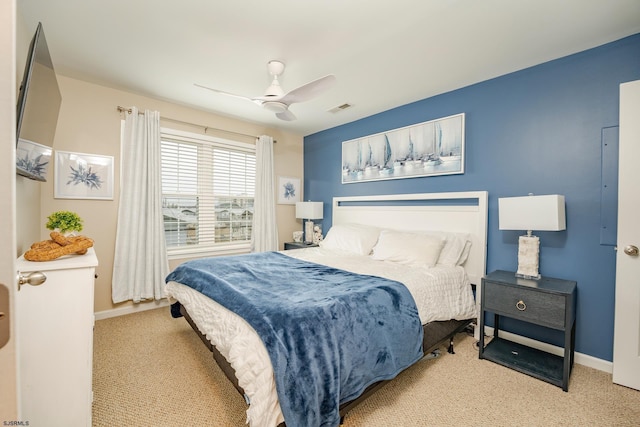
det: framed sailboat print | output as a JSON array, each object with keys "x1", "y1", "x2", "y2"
[{"x1": 341, "y1": 113, "x2": 465, "y2": 184}]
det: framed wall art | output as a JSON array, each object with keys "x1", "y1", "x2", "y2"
[
  {"x1": 277, "y1": 176, "x2": 301, "y2": 205},
  {"x1": 16, "y1": 138, "x2": 52, "y2": 182},
  {"x1": 54, "y1": 150, "x2": 114, "y2": 200},
  {"x1": 341, "y1": 113, "x2": 465, "y2": 184}
]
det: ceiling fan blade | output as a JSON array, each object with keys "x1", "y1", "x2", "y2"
[
  {"x1": 276, "y1": 109, "x2": 297, "y2": 121},
  {"x1": 194, "y1": 83, "x2": 260, "y2": 104},
  {"x1": 279, "y1": 74, "x2": 336, "y2": 104}
]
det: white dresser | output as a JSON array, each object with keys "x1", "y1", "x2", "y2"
[{"x1": 16, "y1": 248, "x2": 98, "y2": 427}]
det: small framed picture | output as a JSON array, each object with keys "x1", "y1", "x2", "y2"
[
  {"x1": 16, "y1": 138, "x2": 52, "y2": 182},
  {"x1": 277, "y1": 176, "x2": 301, "y2": 205},
  {"x1": 54, "y1": 150, "x2": 114, "y2": 200}
]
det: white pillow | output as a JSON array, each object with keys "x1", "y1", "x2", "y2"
[
  {"x1": 455, "y1": 240, "x2": 473, "y2": 266},
  {"x1": 435, "y1": 232, "x2": 472, "y2": 267},
  {"x1": 319, "y1": 223, "x2": 381, "y2": 256},
  {"x1": 371, "y1": 229, "x2": 445, "y2": 268}
]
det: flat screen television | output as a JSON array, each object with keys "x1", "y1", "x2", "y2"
[{"x1": 16, "y1": 22, "x2": 62, "y2": 181}]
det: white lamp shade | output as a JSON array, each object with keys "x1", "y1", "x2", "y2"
[
  {"x1": 498, "y1": 195, "x2": 566, "y2": 231},
  {"x1": 295, "y1": 201, "x2": 323, "y2": 220}
]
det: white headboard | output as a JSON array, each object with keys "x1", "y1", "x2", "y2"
[{"x1": 332, "y1": 191, "x2": 488, "y2": 285}]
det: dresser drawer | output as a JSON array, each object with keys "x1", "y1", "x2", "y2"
[{"x1": 484, "y1": 281, "x2": 566, "y2": 329}]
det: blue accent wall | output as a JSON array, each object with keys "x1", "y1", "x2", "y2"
[{"x1": 303, "y1": 34, "x2": 640, "y2": 362}]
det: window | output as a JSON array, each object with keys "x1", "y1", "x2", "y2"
[{"x1": 160, "y1": 128, "x2": 255, "y2": 258}]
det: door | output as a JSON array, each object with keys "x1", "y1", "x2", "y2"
[
  {"x1": 612, "y1": 80, "x2": 640, "y2": 390},
  {"x1": 0, "y1": 0, "x2": 19, "y2": 419}
]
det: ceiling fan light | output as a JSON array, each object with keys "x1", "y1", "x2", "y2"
[{"x1": 262, "y1": 101, "x2": 287, "y2": 113}]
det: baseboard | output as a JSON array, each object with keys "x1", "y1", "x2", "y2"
[
  {"x1": 94, "y1": 299, "x2": 171, "y2": 321},
  {"x1": 482, "y1": 326, "x2": 612, "y2": 374}
]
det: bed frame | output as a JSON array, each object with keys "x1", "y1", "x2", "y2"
[
  {"x1": 176, "y1": 303, "x2": 472, "y2": 425},
  {"x1": 174, "y1": 191, "x2": 488, "y2": 425}
]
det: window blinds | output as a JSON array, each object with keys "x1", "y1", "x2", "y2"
[{"x1": 160, "y1": 131, "x2": 256, "y2": 250}]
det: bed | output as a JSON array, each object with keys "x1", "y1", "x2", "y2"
[{"x1": 165, "y1": 191, "x2": 488, "y2": 427}]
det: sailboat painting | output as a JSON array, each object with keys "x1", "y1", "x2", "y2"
[{"x1": 341, "y1": 113, "x2": 465, "y2": 183}]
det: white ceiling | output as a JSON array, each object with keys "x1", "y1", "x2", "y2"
[{"x1": 18, "y1": 0, "x2": 640, "y2": 136}]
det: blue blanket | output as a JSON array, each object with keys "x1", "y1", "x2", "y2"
[{"x1": 166, "y1": 252, "x2": 423, "y2": 427}]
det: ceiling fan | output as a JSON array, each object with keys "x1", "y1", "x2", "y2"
[{"x1": 195, "y1": 60, "x2": 336, "y2": 121}]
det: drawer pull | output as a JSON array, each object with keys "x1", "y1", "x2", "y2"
[{"x1": 516, "y1": 300, "x2": 527, "y2": 311}]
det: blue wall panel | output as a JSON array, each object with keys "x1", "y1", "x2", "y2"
[
  {"x1": 303, "y1": 34, "x2": 640, "y2": 361},
  {"x1": 600, "y1": 126, "x2": 619, "y2": 246}
]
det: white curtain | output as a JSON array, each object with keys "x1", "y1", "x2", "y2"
[
  {"x1": 112, "y1": 107, "x2": 169, "y2": 303},
  {"x1": 251, "y1": 135, "x2": 279, "y2": 252}
]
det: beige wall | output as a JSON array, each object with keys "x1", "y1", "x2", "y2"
[{"x1": 35, "y1": 76, "x2": 304, "y2": 313}]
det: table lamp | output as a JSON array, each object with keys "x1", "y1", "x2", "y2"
[
  {"x1": 498, "y1": 194, "x2": 566, "y2": 279},
  {"x1": 295, "y1": 201, "x2": 323, "y2": 244}
]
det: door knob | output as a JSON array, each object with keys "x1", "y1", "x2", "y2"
[
  {"x1": 623, "y1": 245, "x2": 639, "y2": 256},
  {"x1": 17, "y1": 271, "x2": 47, "y2": 290}
]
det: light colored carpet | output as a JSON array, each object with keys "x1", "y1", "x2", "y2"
[{"x1": 93, "y1": 308, "x2": 640, "y2": 426}]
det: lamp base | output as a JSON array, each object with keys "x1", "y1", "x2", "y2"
[
  {"x1": 516, "y1": 235, "x2": 540, "y2": 279},
  {"x1": 304, "y1": 220, "x2": 315, "y2": 244}
]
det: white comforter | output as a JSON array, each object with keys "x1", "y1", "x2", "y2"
[{"x1": 164, "y1": 248, "x2": 477, "y2": 426}]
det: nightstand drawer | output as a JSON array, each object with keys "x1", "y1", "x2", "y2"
[{"x1": 484, "y1": 281, "x2": 566, "y2": 329}]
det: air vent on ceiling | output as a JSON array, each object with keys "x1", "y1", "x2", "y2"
[{"x1": 327, "y1": 103, "x2": 353, "y2": 113}]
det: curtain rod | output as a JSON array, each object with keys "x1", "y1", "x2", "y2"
[{"x1": 116, "y1": 106, "x2": 275, "y2": 142}]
